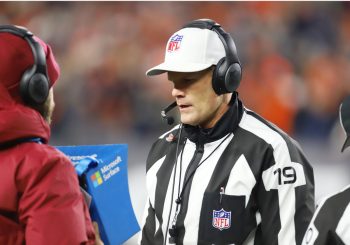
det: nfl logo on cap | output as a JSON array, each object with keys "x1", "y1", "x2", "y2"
[
  {"x1": 212, "y1": 208, "x2": 231, "y2": 231},
  {"x1": 167, "y1": 34, "x2": 183, "y2": 52}
]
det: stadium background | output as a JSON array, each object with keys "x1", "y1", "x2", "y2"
[{"x1": 1, "y1": 2, "x2": 350, "y2": 243}]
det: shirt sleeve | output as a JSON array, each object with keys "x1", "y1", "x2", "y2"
[
  {"x1": 302, "y1": 187, "x2": 350, "y2": 245},
  {"x1": 139, "y1": 198, "x2": 157, "y2": 245},
  {"x1": 257, "y1": 142, "x2": 315, "y2": 245},
  {"x1": 17, "y1": 151, "x2": 96, "y2": 245}
]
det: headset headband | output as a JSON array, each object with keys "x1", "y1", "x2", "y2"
[
  {"x1": 182, "y1": 19, "x2": 240, "y2": 66},
  {"x1": 182, "y1": 19, "x2": 242, "y2": 94}
]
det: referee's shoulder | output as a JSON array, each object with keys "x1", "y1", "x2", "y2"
[
  {"x1": 158, "y1": 124, "x2": 181, "y2": 140},
  {"x1": 146, "y1": 124, "x2": 181, "y2": 171},
  {"x1": 317, "y1": 185, "x2": 350, "y2": 214},
  {"x1": 239, "y1": 108, "x2": 296, "y2": 148}
]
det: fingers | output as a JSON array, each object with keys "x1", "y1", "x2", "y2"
[
  {"x1": 92, "y1": 221, "x2": 104, "y2": 245},
  {"x1": 93, "y1": 221, "x2": 100, "y2": 234}
]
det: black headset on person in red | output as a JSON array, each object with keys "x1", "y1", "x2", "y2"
[{"x1": 0, "y1": 25, "x2": 50, "y2": 105}]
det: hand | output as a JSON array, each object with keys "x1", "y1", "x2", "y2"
[{"x1": 93, "y1": 221, "x2": 104, "y2": 245}]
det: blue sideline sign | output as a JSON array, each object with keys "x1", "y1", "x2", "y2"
[{"x1": 56, "y1": 144, "x2": 140, "y2": 245}]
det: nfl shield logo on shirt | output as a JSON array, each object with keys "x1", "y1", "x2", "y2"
[
  {"x1": 167, "y1": 34, "x2": 183, "y2": 52},
  {"x1": 212, "y1": 208, "x2": 231, "y2": 231}
]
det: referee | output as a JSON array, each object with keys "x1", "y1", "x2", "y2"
[
  {"x1": 302, "y1": 96, "x2": 350, "y2": 245},
  {"x1": 140, "y1": 19, "x2": 315, "y2": 245}
]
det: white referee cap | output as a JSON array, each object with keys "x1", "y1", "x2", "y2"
[{"x1": 146, "y1": 27, "x2": 225, "y2": 76}]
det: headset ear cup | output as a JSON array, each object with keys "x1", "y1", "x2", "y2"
[
  {"x1": 20, "y1": 67, "x2": 35, "y2": 103},
  {"x1": 212, "y1": 60, "x2": 242, "y2": 95},
  {"x1": 20, "y1": 67, "x2": 49, "y2": 105},
  {"x1": 27, "y1": 74, "x2": 49, "y2": 104},
  {"x1": 212, "y1": 58, "x2": 226, "y2": 95},
  {"x1": 224, "y1": 63, "x2": 242, "y2": 93}
]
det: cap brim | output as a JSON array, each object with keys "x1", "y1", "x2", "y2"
[
  {"x1": 341, "y1": 136, "x2": 350, "y2": 152},
  {"x1": 146, "y1": 62, "x2": 212, "y2": 76}
]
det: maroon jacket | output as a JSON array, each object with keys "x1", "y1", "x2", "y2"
[{"x1": 0, "y1": 85, "x2": 95, "y2": 244}]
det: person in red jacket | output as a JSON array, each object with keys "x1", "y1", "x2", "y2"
[{"x1": 0, "y1": 25, "x2": 96, "y2": 245}]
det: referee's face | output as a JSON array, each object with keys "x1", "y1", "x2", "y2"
[{"x1": 168, "y1": 68, "x2": 230, "y2": 128}]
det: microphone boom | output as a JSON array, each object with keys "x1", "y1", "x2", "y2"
[{"x1": 161, "y1": 101, "x2": 177, "y2": 125}]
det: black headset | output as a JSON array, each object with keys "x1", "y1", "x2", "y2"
[
  {"x1": 182, "y1": 19, "x2": 242, "y2": 95},
  {"x1": 0, "y1": 25, "x2": 49, "y2": 105}
]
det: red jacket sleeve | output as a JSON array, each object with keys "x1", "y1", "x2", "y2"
[{"x1": 16, "y1": 145, "x2": 95, "y2": 245}]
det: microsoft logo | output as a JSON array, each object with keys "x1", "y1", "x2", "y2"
[{"x1": 91, "y1": 171, "x2": 103, "y2": 187}]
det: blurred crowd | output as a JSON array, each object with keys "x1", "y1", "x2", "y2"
[{"x1": 1, "y1": 1, "x2": 350, "y2": 152}]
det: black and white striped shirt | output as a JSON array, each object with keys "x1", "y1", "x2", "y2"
[
  {"x1": 302, "y1": 185, "x2": 350, "y2": 245},
  {"x1": 140, "y1": 99, "x2": 314, "y2": 245}
]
